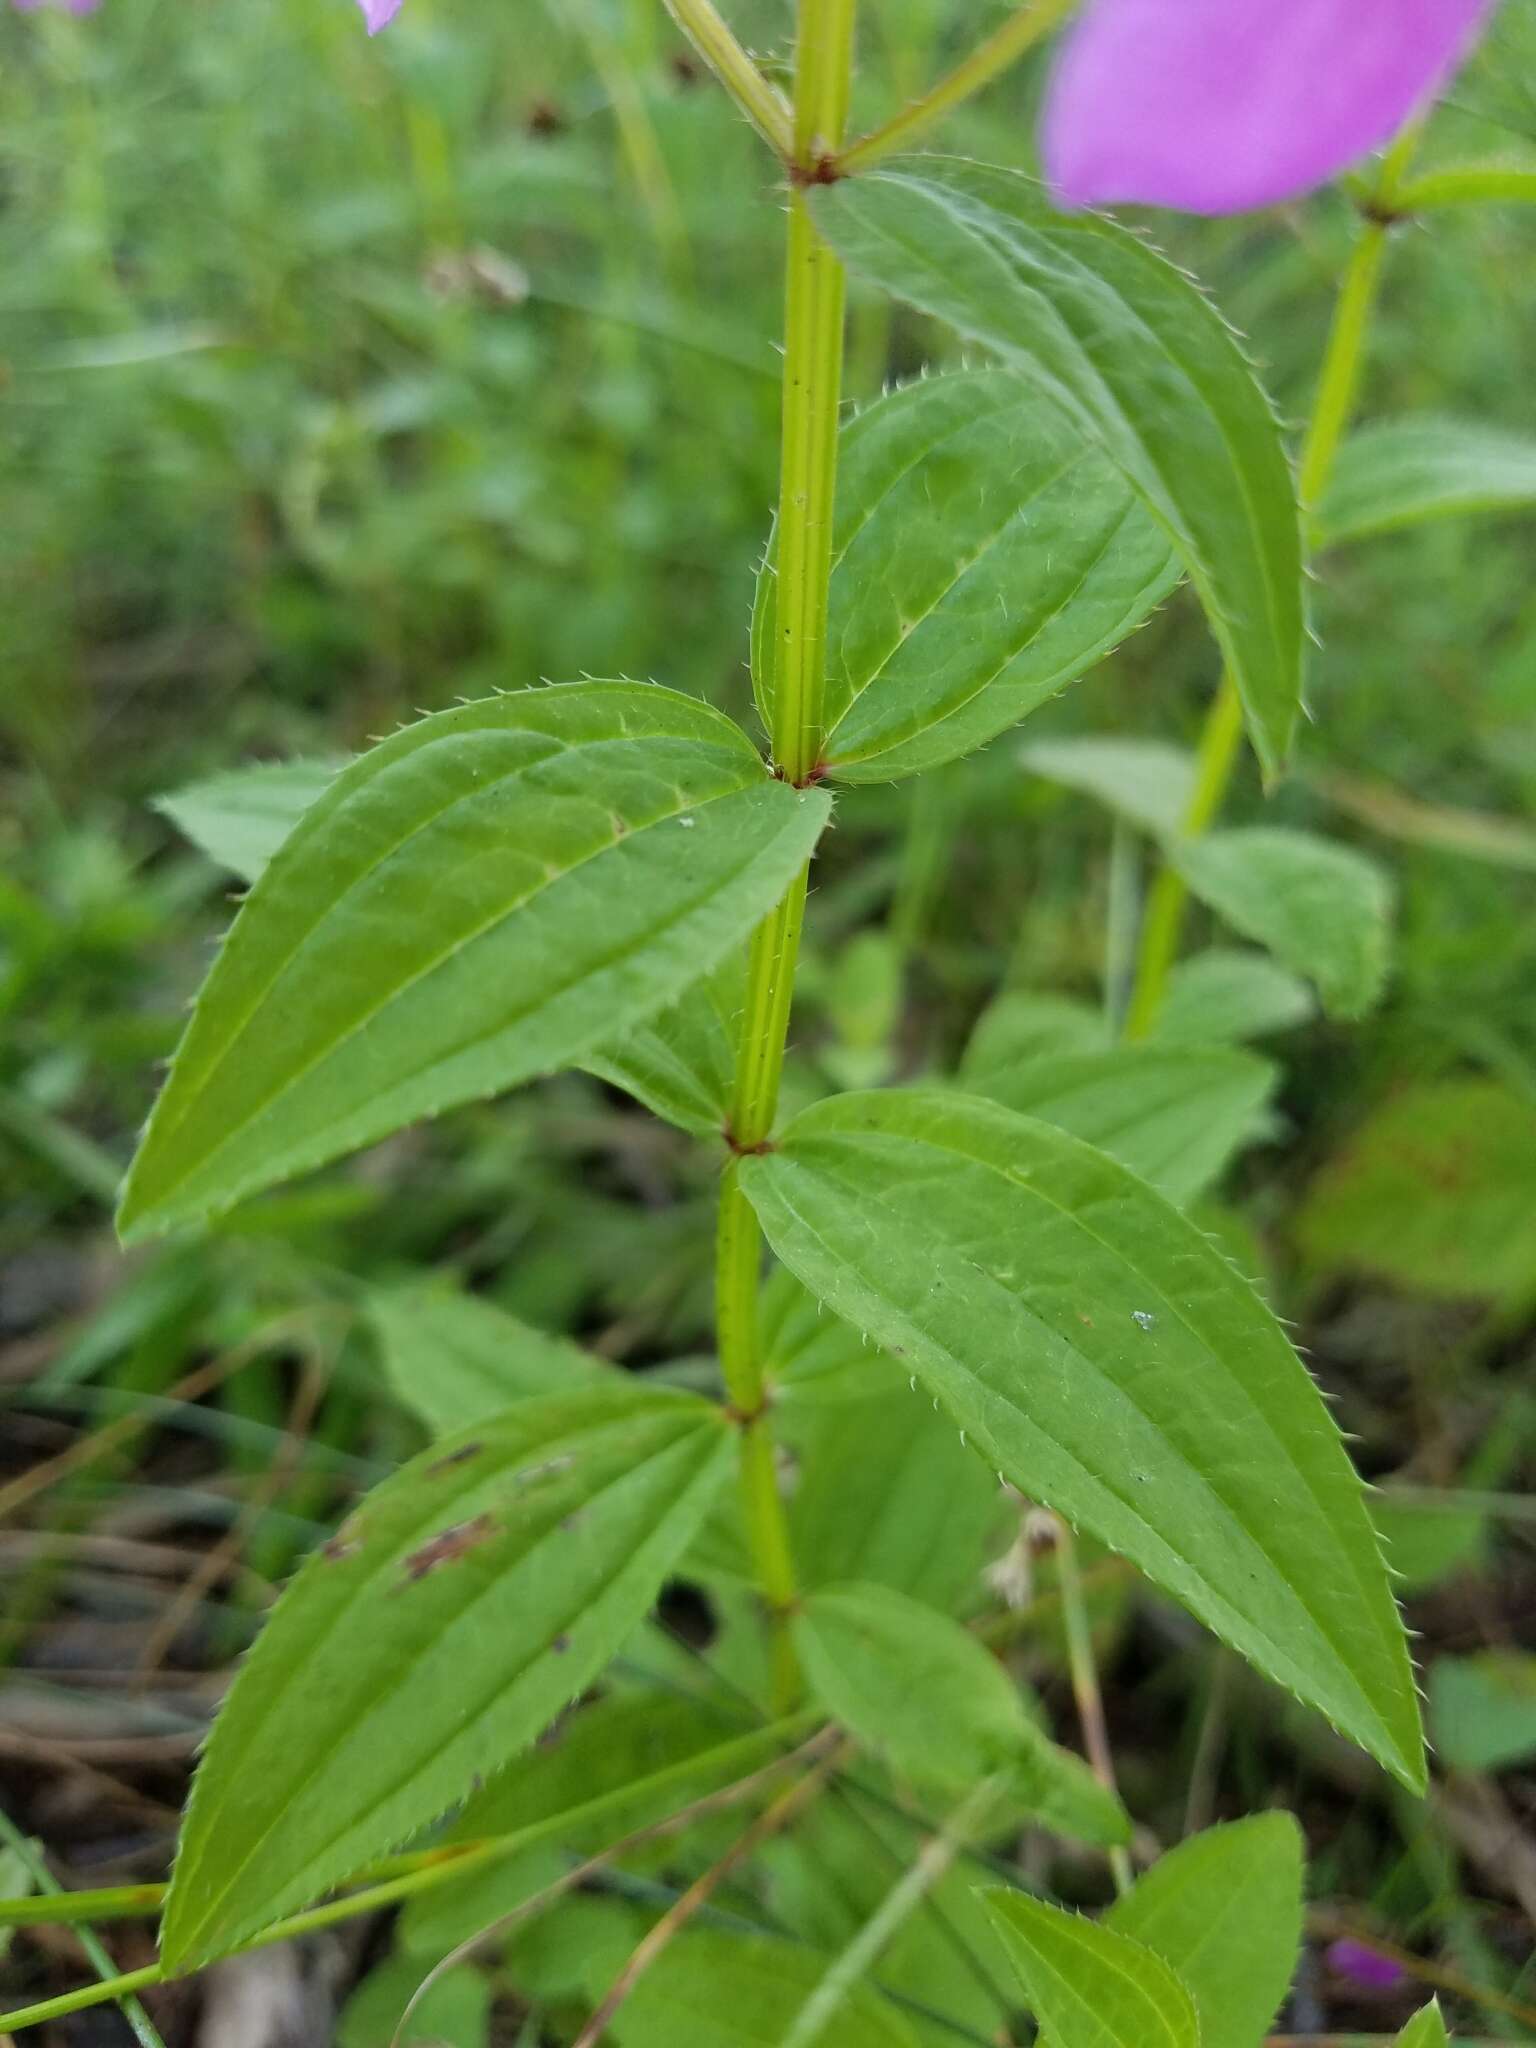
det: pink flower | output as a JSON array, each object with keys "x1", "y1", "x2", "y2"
[
  {"x1": 358, "y1": 0, "x2": 403, "y2": 30},
  {"x1": 11, "y1": 0, "x2": 102, "y2": 13},
  {"x1": 1042, "y1": 0, "x2": 1498, "y2": 215}
]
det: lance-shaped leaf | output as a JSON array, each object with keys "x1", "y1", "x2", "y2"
[
  {"x1": 119, "y1": 684, "x2": 828, "y2": 1241},
  {"x1": 983, "y1": 1891, "x2": 1199, "y2": 2048},
  {"x1": 401, "y1": 1691, "x2": 806, "y2": 1958},
  {"x1": 739, "y1": 1091, "x2": 1423, "y2": 1789},
  {"x1": 795, "y1": 1580, "x2": 1129, "y2": 1845},
  {"x1": 754, "y1": 371, "x2": 1178, "y2": 781},
  {"x1": 1022, "y1": 737, "x2": 1197, "y2": 841},
  {"x1": 1318, "y1": 417, "x2": 1536, "y2": 547},
  {"x1": 961, "y1": 992, "x2": 1110, "y2": 1085},
  {"x1": 582, "y1": 956, "x2": 741, "y2": 1137},
  {"x1": 1151, "y1": 949, "x2": 1314, "y2": 1046},
  {"x1": 1397, "y1": 2002, "x2": 1450, "y2": 2048},
  {"x1": 1107, "y1": 1815, "x2": 1304, "y2": 2048},
  {"x1": 608, "y1": 1929, "x2": 920, "y2": 2048},
  {"x1": 762, "y1": 1266, "x2": 876, "y2": 1406},
  {"x1": 1175, "y1": 827, "x2": 1392, "y2": 1020},
  {"x1": 160, "y1": 1383, "x2": 734, "y2": 1969},
  {"x1": 367, "y1": 1284, "x2": 612, "y2": 1435},
  {"x1": 784, "y1": 1359, "x2": 1009, "y2": 1611},
  {"x1": 965, "y1": 1044, "x2": 1276, "y2": 1206},
  {"x1": 810, "y1": 160, "x2": 1305, "y2": 780},
  {"x1": 154, "y1": 746, "x2": 746, "y2": 1143},
  {"x1": 154, "y1": 757, "x2": 347, "y2": 884}
]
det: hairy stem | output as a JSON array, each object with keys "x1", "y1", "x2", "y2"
[
  {"x1": 839, "y1": 0, "x2": 1076, "y2": 176},
  {"x1": 715, "y1": 0, "x2": 857, "y2": 1714},
  {"x1": 660, "y1": 0, "x2": 794, "y2": 158},
  {"x1": 1123, "y1": 135, "x2": 1420, "y2": 1037}
]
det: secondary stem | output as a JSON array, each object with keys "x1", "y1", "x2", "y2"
[
  {"x1": 715, "y1": 0, "x2": 857, "y2": 1712},
  {"x1": 839, "y1": 0, "x2": 1076, "y2": 176},
  {"x1": 1123, "y1": 136, "x2": 1420, "y2": 1037},
  {"x1": 1054, "y1": 1519, "x2": 1133, "y2": 1897},
  {"x1": 660, "y1": 0, "x2": 794, "y2": 158}
]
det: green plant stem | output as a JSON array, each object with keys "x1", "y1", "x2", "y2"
[
  {"x1": 660, "y1": 0, "x2": 794, "y2": 158},
  {"x1": 0, "y1": 1713, "x2": 821, "y2": 2035},
  {"x1": 1123, "y1": 135, "x2": 1419, "y2": 1037},
  {"x1": 838, "y1": 0, "x2": 1076, "y2": 176},
  {"x1": 717, "y1": 1161, "x2": 801, "y2": 1707},
  {"x1": 0, "y1": 1811, "x2": 166, "y2": 2048},
  {"x1": 1122, "y1": 681, "x2": 1243, "y2": 1040},
  {"x1": 1054, "y1": 1520, "x2": 1132, "y2": 1897},
  {"x1": 714, "y1": 0, "x2": 858, "y2": 1716},
  {"x1": 1393, "y1": 162, "x2": 1536, "y2": 212},
  {"x1": 780, "y1": 1775, "x2": 1001, "y2": 2048},
  {"x1": 769, "y1": 202, "x2": 847, "y2": 780}
]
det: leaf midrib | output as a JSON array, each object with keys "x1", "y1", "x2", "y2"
[
  {"x1": 829, "y1": 483, "x2": 1145, "y2": 769},
  {"x1": 752, "y1": 1129, "x2": 1400, "y2": 1754},
  {"x1": 140, "y1": 750, "x2": 787, "y2": 1218},
  {"x1": 172, "y1": 1405, "x2": 722, "y2": 1958}
]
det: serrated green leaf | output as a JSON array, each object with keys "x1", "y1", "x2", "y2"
[
  {"x1": 119, "y1": 684, "x2": 828, "y2": 1242},
  {"x1": 1106, "y1": 1815, "x2": 1304, "y2": 2048},
  {"x1": 960, "y1": 992, "x2": 1109, "y2": 1089},
  {"x1": 754, "y1": 371, "x2": 1177, "y2": 781},
  {"x1": 155, "y1": 746, "x2": 746, "y2": 1143},
  {"x1": 795, "y1": 1581, "x2": 1128, "y2": 1844},
  {"x1": 161, "y1": 1383, "x2": 733, "y2": 1969},
  {"x1": 1429, "y1": 1652, "x2": 1536, "y2": 1772},
  {"x1": 965, "y1": 1044, "x2": 1275, "y2": 1206},
  {"x1": 763, "y1": 1266, "x2": 876, "y2": 1405},
  {"x1": 153, "y1": 757, "x2": 345, "y2": 885},
  {"x1": 1318, "y1": 417, "x2": 1536, "y2": 547},
  {"x1": 367, "y1": 1284, "x2": 612, "y2": 1435},
  {"x1": 739, "y1": 1090, "x2": 1423, "y2": 1789},
  {"x1": 809, "y1": 160, "x2": 1305, "y2": 780},
  {"x1": 1396, "y1": 1999, "x2": 1450, "y2": 2047},
  {"x1": 1022, "y1": 737, "x2": 1197, "y2": 841},
  {"x1": 581, "y1": 955, "x2": 741, "y2": 1137},
  {"x1": 401, "y1": 1691, "x2": 801, "y2": 1958},
  {"x1": 1175, "y1": 828, "x2": 1391, "y2": 1019},
  {"x1": 983, "y1": 1890, "x2": 1199, "y2": 2048},
  {"x1": 1150, "y1": 949, "x2": 1315, "y2": 1046},
  {"x1": 607, "y1": 1929, "x2": 920, "y2": 2048},
  {"x1": 784, "y1": 1358, "x2": 1010, "y2": 1611},
  {"x1": 1295, "y1": 1080, "x2": 1536, "y2": 1303}
]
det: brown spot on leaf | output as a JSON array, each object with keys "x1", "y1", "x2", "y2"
[
  {"x1": 551, "y1": 1633, "x2": 572, "y2": 1653},
  {"x1": 427, "y1": 1441, "x2": 483, "y2": 1476},
  {"x1": 398, "y1": 1513, "x2": 497, "y2": 1585},
  {"x1": 322, "y1": 1535, "x2": 360, "y2": 1563}
]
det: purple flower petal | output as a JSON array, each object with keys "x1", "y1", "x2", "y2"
[
  {"x1": 1042, "y1": 0, "x2": 1497, "y2": 215},
  {"x1": 357, "y1": 0, "x2": 403, "y2": 32},
  {"x1": 1326, "y1": 1938, "x2": 1407, "y2": 1993}
]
